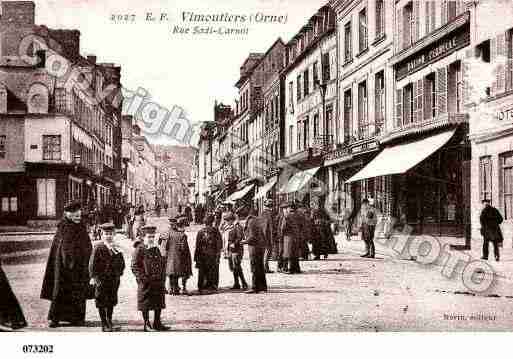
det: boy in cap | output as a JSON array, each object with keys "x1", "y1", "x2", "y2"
[
  {"x1": 131, "y1": 225, "x2": 168, "y2": 331},
  {"x1": 89, "y1": 223, "x2": 125, "y2": 332},
  {"x1": 161, "y1": 216, "x2": 192, "y2": 295}
]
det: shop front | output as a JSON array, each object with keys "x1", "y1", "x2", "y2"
[{"x1": 347, "y1": 126, "x2": 470, "y2": 244}]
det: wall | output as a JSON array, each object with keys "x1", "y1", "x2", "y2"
[
  {"x1": 24, "y1": 115, "x2": 71, "y2": 163},
  {"x1": 0, "y1": 116, "x2": 24, "y2": 172}
]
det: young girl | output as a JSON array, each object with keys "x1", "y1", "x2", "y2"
[
  {"x1": 131, "y1": 225, "x2": 168, "y2": 331},
  {"x1": 89, "y1": 223, "x2": 125, "y2": 332}
]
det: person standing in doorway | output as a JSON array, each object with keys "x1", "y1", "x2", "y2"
[{"x1": 480, "y1": 198, "x2": 504, "y2": 262}]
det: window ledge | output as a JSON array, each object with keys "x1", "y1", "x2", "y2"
[
  {"x1": 343, "y1": 58, "x2": 354, "y2": 67},
  {"x1": 356, "y1": 47, "x2": 369, "y2": 58},
  {"x1": 372, "y1": 34, "x2": 386, "y2": 47}
]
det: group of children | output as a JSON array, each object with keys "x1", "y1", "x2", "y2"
[{"x1": 88, "y1": 216, "x2": 192, "y2": 332}]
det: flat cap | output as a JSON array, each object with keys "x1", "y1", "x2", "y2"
[{"x1": 63, "y1": 200, "x2": 82, "y2": 212}]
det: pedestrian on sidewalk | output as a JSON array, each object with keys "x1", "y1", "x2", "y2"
[
  {"x1": 359, "y1": 198, "x2": 377, "y2": 258},
  {"x1": 311, "y1": 209, "x2": 329, "y2": 260},
  {"x1": 131, "y1": 225, "x2": 169, "y2": 332},
  {"x1": 160, "y1": 216, "x2": 192, "y2": 295},
  {"x1": 41, "y1": 200, "x2": 93, "y2": 328},
  {"x1": 296, "y1": 203, "x2": 311, "y2": 261},
  {"x1": 223, "y1": 212, "x2": 248, "y2": 290},
  {"x1": 89, "y1": 223, "x2": 125, "y2": 332},
  {"x1": 238, "y1": 204, "x2": 267, "y2": 293},
  {"x1": 279, "y1": 201, "x2": 302, "y2": 274},
  {"x1": 194, "y1": 214, "x2": 223, "y2": 293},
  {"x1": 0, "y1": 257, "x2": 27, "y2": 330},
  {"x1": 260, "y1": 199, "x2": 276, "y2": 273},
  {"x1": 480, "y1": 198, "x2": 504, "y2": 262},
  {"x1": 276, "y1": 205, "x2": 286, "y2": 272}
]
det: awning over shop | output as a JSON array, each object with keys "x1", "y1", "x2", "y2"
[
  {"x1": 225, "y1": 184, "x2": 255, "y2": 203},
  {"x1": 279, "y1": 167, "x2": 320, "y2": 194},
  {"x1": 254, "y1": 176, "x2": 278, "y2": 200},
  {"x1": 346, "y1": 129, "x2": 456, "y2": 183}
]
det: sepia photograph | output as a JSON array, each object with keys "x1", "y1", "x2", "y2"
[{"x1": 0, "y1": 0, "x2": 513, "y2": 357}]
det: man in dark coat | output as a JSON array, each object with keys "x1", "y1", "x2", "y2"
[
  {"x1": 41, "y1": 200, "x2": 93, "y2": 328},
  {"x1": 260, "y1": 199, "x2": 275, "y2": 273},
  {"x1": 279, "y1": 202, "x2": 303, "y2": 274},
  {"x1": 184, "y1": 205, "x2": 193, "y2": 225},
  {"x1": 160, "y1": 217, "x2": 192, "y2": 295},
  {"x1": 89, "y1": 223, "x2": 125, "y2": 332},
  {"x1": 239, "y1": 205, "x2": 268, "y2": 293},
  {"x1": 131, "y1": 225, "x2": 168, "y2": 331},
  {"x1": 223, "y1": 212, "x2": 248, "y2": 290},
  {"x1": 480, "y1": 199, "x2": 504, "y2": 261},
  {"x1": 359, "y1": 198, "x2": 377, "y2": 258},
  {"x1": 311, "y1": 209, "x2": 329, "y2": 260},
  {"x1": 0, "y1": 257, "x2": 27, "y2": 330},
  {"x1": 296, "y1": 205, "x2": 311, "y2": 260},
  {"x1": 194, "y1": 214, "x2": 223, "y2": 293}
]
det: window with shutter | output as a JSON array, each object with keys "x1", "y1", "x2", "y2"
[
  {"x1": 507, "y1": 30, "x2": 513, "y2": 92},
  {"x1": 412, "y1": 81, "x2": 418, "y2": 123},
  {"x1": 424, "y1": 73, "x2": 436, "y2": 120},
  {"x1": 403, "y1": 3, "x2": 413, "y2": 49},
  {"x1": 496, "y1": 33, "x2": 507, "y2": 95},
  {"x1": 414, "y1": 1, "x2": 420, "y2": 41},
  {"x1": 396, "y1": 88, "x2": 403, "y2": 128},
  {"x1": 396, "y1": 8, "x2": 403, "y2": 52},
  {"x1": 448, "y1": 1, "x2": 457, "y2": 22},
  {"x1": 441, "y1": 0, "x2": 448, "y2": 25},
  {"x1": 425, "y1": 1, "x2": 430, "y2": 35},
  {"x1": 436, "y1": 67, "x2": 448, "y2": 115},
  {"x1": 462, "y1": 49, "x2": 473, "y2": 105},
  {"x1": 490, "y1": 37, "x2": 498, "y2": 97},
  {"x1": 430, "y1": 1, "x2": 436, "y2": 32},
  {"x1": 416, "y1": 79, "x2": 423, "y2": 123},
  {"x1": 375, "y1": 0, "x2": 385, "y2": 40},
  {"x1": 344, "y1": 89, "x2": 353, "y2": 142},
  {"x1": 359, "y1": 8, "x2": 368, "y2": 52},
  {"x1": 375, "y1": 71, "x2": 385, "y2": 134}
]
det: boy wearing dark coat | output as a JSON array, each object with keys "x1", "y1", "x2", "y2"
[
  {"x1": 131, "y1": 225, "x2": 168, "y2": 331},
  {"x1": 89, "y1": 223, "x2": 125, "y2": 332},
  {"x1": 160, "y1": 217, "x2": 192, "y2": 295}
]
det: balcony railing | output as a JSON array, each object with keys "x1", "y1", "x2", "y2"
[{"x1": 312, "y1": 135, "x2": 334, "y2": 155}]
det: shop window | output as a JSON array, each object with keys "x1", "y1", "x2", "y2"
[
  {"x1": 1, "y1": 197, "x2": 17, "y2": 213},
  {"x1": 0, "y1": 135, "x2": 5, "y2": 159},
  {"x1": 500, "y1": 152, "x2": 513, "y2": 220},
  {"x1": 479, "y1": 156, "x2": 492, "y2": 203}
]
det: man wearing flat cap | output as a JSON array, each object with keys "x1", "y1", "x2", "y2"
[
  {"x1": 41, "y1": 200, "x2": 93, "y2": 328},
  {"x1": 160, "y1": 216, "x2": 192, "y2": 295}
]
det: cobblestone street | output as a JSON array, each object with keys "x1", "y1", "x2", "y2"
[{"x1": 2, "y1": 216, "x2": 513, "y2": 332}]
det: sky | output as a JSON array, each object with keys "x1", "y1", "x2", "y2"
[{"x1": 32, "y1": 0, "x2": 328, "y2": 145}]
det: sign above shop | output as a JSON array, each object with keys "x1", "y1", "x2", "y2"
[
  {"x1": 497, "y1": 108, "x2": 513, "y2": 122},
  {"x1": 396, "y1": 27, "x2": 470, "y2": 80}
]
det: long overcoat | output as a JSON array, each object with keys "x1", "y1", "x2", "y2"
[
  {"x1": 89, "y1": 242, "x2": 125, "y2": 308},
  {"x1": 0, "y1": 258, "x2": 27, "y2": 328},
  {"x1": 279, "y1": 210, "x2": 303, "y2": 259},
  {"x1": 161, "y1": 229, "x2": 192, "y2": 278},
  {"x1": 40, "y1": 218, "x2": 92, "y2": 321},
  {"x1": 259, "y1": 209, "x2": 274, "y2": 250},
  {"x1": 480, "y1": 205, "x2": 504, "y2": 243},
  {"x1": 131, "y1": 242, "x2": 166, "y2": 311}
]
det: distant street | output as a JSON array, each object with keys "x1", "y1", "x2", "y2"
[{"x1": 3, "y1": 216, "x2": 513, "y2": 331}]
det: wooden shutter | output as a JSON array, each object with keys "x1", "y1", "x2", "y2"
[
  {"x1": 462, "y1": 48, "x2": 473, "y2": 106},
  {"x1": 436, "y1": 67, "x2": 448, "y2": 115},
  {"x1": 507, "y1": 31, "x2": 513, "y2": 91},
  {"x1": 416, "y1": 79, "x2": 423, "y2": 123},
  {"x1": 424, "y1": 78, "x2": 432, "y2": 120},
  {"x1": 425, "y1": 1, "x2": 430, "y2": 35},
  {"x1": 412, "y1": 81, "x2": 418, "y2": 123},
  {"x1": 430, "y1": 2, "x2": 436, "y2": 31},
  {"x1": 496, "y1": 32, "x2": 507, "y2": 94},
  {"x1": 441, "y1": 0, "x2": 448, "y2": 25},
  {"x1": 396, "y1": 8, "x2": 403, "y2": 52},
  {"x1": 414, "y1": 1, "x2": 420, "y2": 41},
  {"x1": 490, "y1": 36, "x2": 498, "y2": 97},
  {"x1": 396, "y1": 88, "x2": 403, "y2": 127}
]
